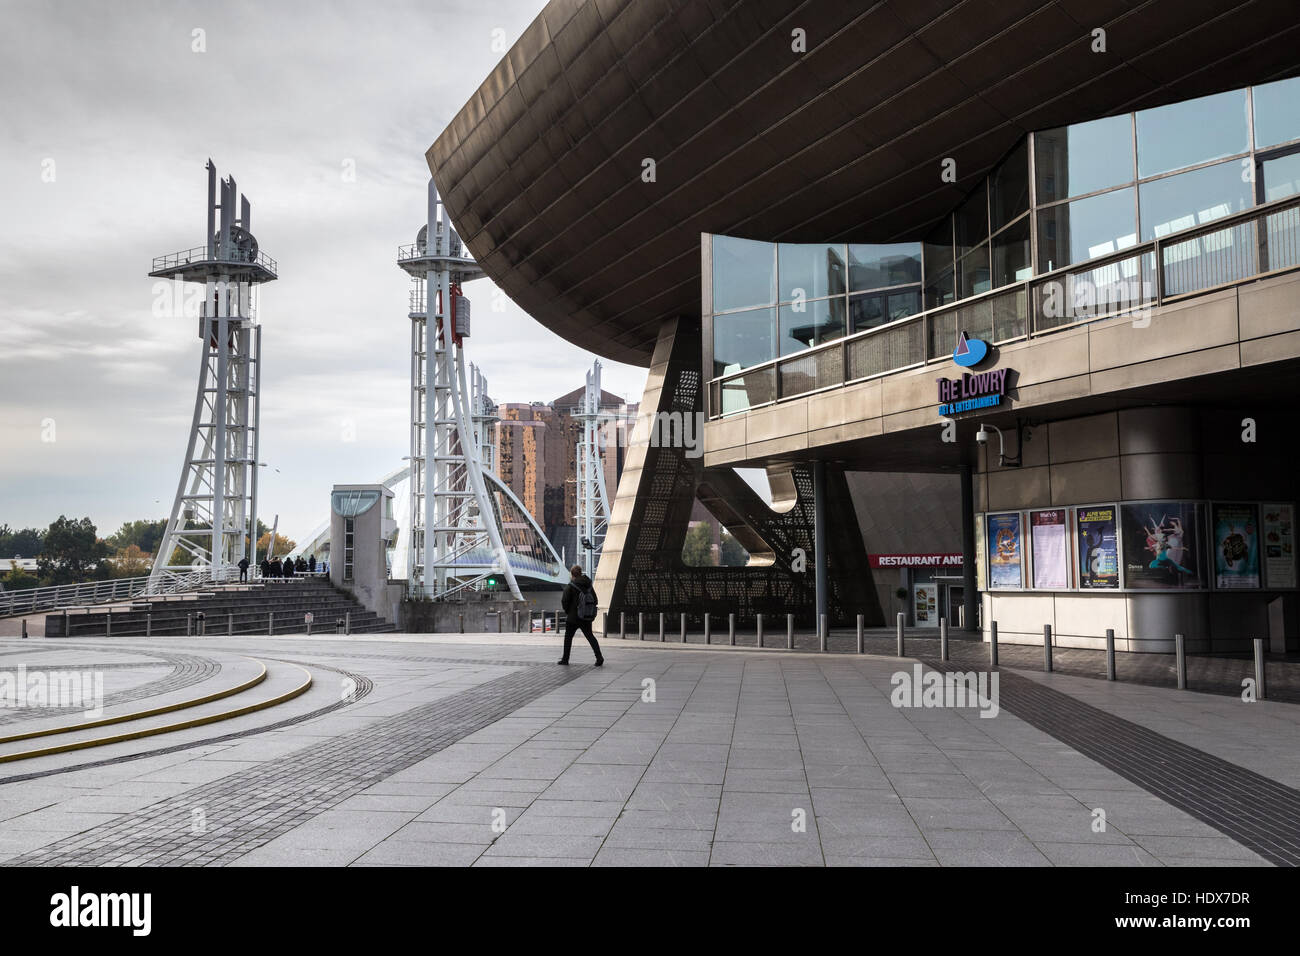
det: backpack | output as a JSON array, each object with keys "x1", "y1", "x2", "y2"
[{"x1": 576, "y1": 582, "x2": 599, "y2": 622}]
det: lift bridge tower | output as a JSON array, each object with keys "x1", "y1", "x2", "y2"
[{"x1": 148, "y1": 161, "x2": 276, "y2": 590}]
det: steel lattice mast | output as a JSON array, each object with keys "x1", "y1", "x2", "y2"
[
  {"x1": 575, "y1": 361, "x2": 614, "y2": 578},
  {"x1": 148, "y1": 161, "x2": 276, "y2": 590},
  {"x1": 398, "y1": 179, "x2": 522, "y2": 600}
]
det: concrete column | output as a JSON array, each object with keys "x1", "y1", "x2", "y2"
[{"x1": 960, "y1": 463, "x2": 978, "y2": 632}]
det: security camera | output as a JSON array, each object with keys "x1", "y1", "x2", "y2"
[{"x1": 975, "y1": 425, "x2": 990, "y2": 445}]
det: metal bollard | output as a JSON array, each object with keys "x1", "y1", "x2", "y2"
[
  {"x1": 515, "y1": 609, "x2": 521, "y2": 633},
  {"x1": 990, "y1": 620, "x2": 998, "y2": 667},
  {"x1": 729, "y1": 612, "x2": 736, "y2": 646},
  {"x1": 186, "y1": 613, "x2": 192, "y2": 636},
  {"x1": 106, "y1": 610, "x2": 112, "y2": 637},
  {"x1": 1175, "y1": 633, "x2": 1186, "y2": 690},
  {"x1": 620, "y1": 612, "x2": 626, "y2": 640},
  {"x1": 63, "y1": 609, "x2": 69, "y2": 638},
  {"x1": 940, "y1": 617, "x2": 949, "y2": 661},
  {"x1": 704, "y1": 613, "x2": 711, "y2": 645},
  {"x1": 896, "y1": 612, "x2": 905, "y2": 657},
  {"x1": 306, "y1": 616, "x2": 312, "y2": 637},
  {"x1": 268, "y1": 611, "x2": 274, "y2": 636},
  {"x1": 498, "y1": 611, "x2": 503, "y2": 634},
  {"x1": 680, "y1": 612, "x2": 687, "y2": 643},
  {"x1": 1105, "y1": 628, "x2": 1115, "y2": 680},
  {"x1": 1254, "y1": 638, "x2": 1267, "y2": 700},
  {"x1": 819, "y1": 614, "x2": 827, "y2": 652},
  {"x1": 638, "y1": 612, "x2": 645, "y2": 641},
  {"x1": 1043, "y1": 624, "x2": 1053, "y2": 672},
  {"x1": 659, "y1": 612, "x2": 665, "y2": 642},
  {"x1": 228, "y1": 612, "x2": 233, "y2": 636},
  {"x1": 145, "y1": 613, "x2": 151, "y2": 637},
  {"x1": 345, "y1": 612, "x2": 351, "y2": 636},
  {"x1": 856, "y1": 614, "x2": 864, "y2": 654},
  {"x1": 21, "y1": 619, "x2": 27, "y2": 639},
  {"x1": 756, "y1": 613, "x2": 764, "y2": 649},
  {"x1": 459, "y1": 613, "x2": 464, "y2": 634},
  {"x1": 787, "y1": 613, "x2": 794, "y2": 650}
]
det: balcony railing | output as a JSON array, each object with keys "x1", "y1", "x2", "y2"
[
  {"x1": 152, "y1": 243, "x2": 278, "y2": 276},
  {"x1": 709, "y1": 193, "x2": 1300, "y2": 418}
]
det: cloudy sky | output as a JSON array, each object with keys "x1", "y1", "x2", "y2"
[{"x1": 0, "y1": 0, "x2": 647, "y2": 545}]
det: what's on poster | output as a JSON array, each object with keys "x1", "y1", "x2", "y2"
[
  {"x1": 1030, "y1": 509, "x2": 1068, "y2": 589},
  {"x1": 986, "y1": 512, "x2": 1022, "y2": 588},
  {"x1": 1212, "y1": 502, "x2": 1260, "y2": 589},
  {"x1": 1076, "y1": 505, "x2": 1119, "y2": 589},
  {"x1": 1262, "y1": 503, "x2": 1296, "y2": 589},
  {"x1": 1120, "y1": 501, "x2": 1203, "y2": 589}
]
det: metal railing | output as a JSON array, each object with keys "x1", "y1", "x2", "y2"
[
  {"x1": 710, "y1": 192, "x2": 1300, "y2": 418},
  {"x1": 0, "y1": 566, "x2": 263, "y2": 618},
  {"x1": 152, "y1": 243, "x2": 278, "y2": 276}
]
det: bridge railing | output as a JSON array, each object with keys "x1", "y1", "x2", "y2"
[{"x1": 0, "y1": 566, "x2": 255, "y2": 618}]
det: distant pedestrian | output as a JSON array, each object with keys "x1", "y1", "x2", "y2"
[
  {"x1": 308, "y1": 554, "x2": 316, "y2": 573},
  {"x1": 557, "y1": 564, "x2": 603, "y2": 666},
  {"x1": 238, "y1": 556, "x2": 249, "y2": 582},
  {"x1": 283, "y1": 558, "x2": 294, "y2": 579},
  {"x1": 260, "y1": 558, "x2": 270, "y2": 579},
  {"x1": 296, "y1": 556, "x2": 306, "y2": 574}
]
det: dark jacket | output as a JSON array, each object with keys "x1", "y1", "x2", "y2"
[{"x1": 561, "y1": 574, "x2": 594, "y2": 620}]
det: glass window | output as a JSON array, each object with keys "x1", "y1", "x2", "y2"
[
  {"x1": 1037, "y1": 187, "x2": 1137, "y2": 272},
  {"x1": 778, "y1": 242, "x2": 846, "y2": 302},
  {"x1": 954, "y1": 186, "x2": 989, "y2": 259},
  {"x1": 1254, "y1": 77, "x2": 1300, "y2": 149},
  {"x1": 992, "y1": 217, "x2": 1032, "y2": 287},
  {"x1": 848, "y1": 243, "x2": 921, "y2": 291},
  {"x1": 924, "y1": 268, "x2": 955, "y2": 310},
  {"x1": 712, "y1": 235, "x2": 775, "y2": 312},
  {"x1": 779, "y1": 298, "x2": 844, "y2": 355},
  {"x1": 1137, "y1": 88, "x2": 1249, "y2": 178},
  {"x1": 713, "y1": 306, "x2": 774, "y2": 377},
  {"x1": 1139, "y1": 160, "x2": 1253, "y2": 241},
  {"x1": 1034, "y1": 114, "x2": 1133, "y2": 203},
  {"x1": 849, "y1": 293, "x2": 883, "y2": 333},
  {"x1": 957, "y1": 244, "x2": 990, "y2": 298},
  {"x1": 886, "y1": 289, "x2": 921, "y2": 322},
  {"x1": 990, "y1": 139, "x2": 1029, "y2": 230},
  {"x1": 923, "y1": 217, "x2": 953, "y2": 282},
  {"x1": 1261, "y1": 151, "x2": 1300, "y2": 202}
]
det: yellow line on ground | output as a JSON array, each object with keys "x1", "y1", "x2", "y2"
[
  {"x1": 0, "y1": 659, "x2": 269, "y2": 745},
  {"x1": 0, "y1": 663, "x2": 312, "y2": 763}
]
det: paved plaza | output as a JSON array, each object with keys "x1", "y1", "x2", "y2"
[{"x1": 0, "y1": 632, "x2": 1296, "y2": 867}]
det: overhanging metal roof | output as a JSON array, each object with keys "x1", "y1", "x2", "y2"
[{"x1": 428, "y1": 0, "x2": 1300, "y2": 366}]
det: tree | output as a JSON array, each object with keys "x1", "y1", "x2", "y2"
[
  {"x1": 110, "y1": 544, "x2": 152, "y2": 578},
  {"x1": 719, "y1": 530, "x2": 749, "y2": 567},
  {"x1": 105, "y1": 519, "x2": 168, "y2": 557},
  {"x1": 2, "y1": 565, "x2": 39, "y2": 592},
  {"x1": 0, "y1": 524, "x2": 44, "y2": 558},
  {"x1": 680, "y1": 522, "x2": 714, "y2": 566},
  {"x1": 36, "y1": 516, "x2": 108, "y2": 586},
  {"x1": 257, "y1": 532, "x2": 296, "y2": 560}
]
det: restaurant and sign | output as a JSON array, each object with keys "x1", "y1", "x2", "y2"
[{"x1": 868, "y1": 553, "x2": 963, "y2": 568}]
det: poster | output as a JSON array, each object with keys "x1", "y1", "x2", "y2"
[
  {"x1": 986, "y1": 512, "x2": 1022, "y2": 589},
  {"x1": 974, "y1": 515, "x2": 986, "y2": 591},
  {"x1": 1120, "y1": 501, "x2": 1203, "y2": 589},
  {"x1": 1261, "y1": 503, "x2": 1296, "y2": 589},
  {"x1": 1211, "y1": 502, "x2": 1260, "y2": 589},
  {"x1": 913, "y1": 583, "x2": 938, "y2": 627},
  {"x1": 1030, "y1": 509, "x2": 1069, "y2": 589},
  {"x1": 1076, "y1": 505, "x2": 1119, "y2": 589}
]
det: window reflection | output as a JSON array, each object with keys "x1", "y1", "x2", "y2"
[
  {"x1": 991, "y1": 140, "x2": 1030, "y2": 230},
  {"x1": 778, "y1": 243, "x2": 846, "y2": 302},
  {"x1": 954, "y1": 187, "x2": 989, "y2": 259},
  {"x1": 1253, "y1": 77, "x2": 1300, "y2": 150},
  {"x1": 1035, "y1": 114, "x2": 1133, "y2": 203},
  {"x1": 713, "y1": 235, "x2": 774, "y2": 312},
  {"x1": 713, "y1": 306, "x2": 774, "y2": 377},
  {"x1": 1037, "y1": 187, "x2": 1137, "y2": 272},
  {"x1": 1137, "y1": 88, "x2": 1249, "y2": 178},
  {"x1": 957, "y1": 244, "x2": 991, "y2": 298},
  {"x1": 848, "y1": 243, "x2": 921, "y2": 290},
  {"x1": 1262, "y1": 151, "x2": 1300, "y2": 202},
  {"x1": 779, "y1": 298, "x2": 845, "y2": 355},
  {"x1": 1139, "y1": 160, "x2": 1253, "y2": 241},
  {"x1": 992, "y1": 217, "x2": 1032, "y2": 286}
]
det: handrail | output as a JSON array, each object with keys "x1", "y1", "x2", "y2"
[
  {"x1": 710, "y1": 192, "x2": 1300, "y2": 417},
  {"x1": 0, "y1": 566, "x2": 265, "y2": 618},
  {"x1": 151, "y1": 243, "x2": 278, "y2": 275}
]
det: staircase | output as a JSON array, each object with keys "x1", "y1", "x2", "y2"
[{"x1": 47, "y1": 578, "x2": 397, "y2": 637}]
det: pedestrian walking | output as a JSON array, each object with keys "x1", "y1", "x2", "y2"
[{"x1": 557, "y1": 564, "x2": 603, "y2": 666}]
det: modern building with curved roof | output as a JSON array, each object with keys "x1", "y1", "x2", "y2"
[{"x1": 429, "y1": 0, "x2": 1300, "y2": 652}]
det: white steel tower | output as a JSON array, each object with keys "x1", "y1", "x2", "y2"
[
  {"x1": 398, "y1": 179, "x2": 520, "y2": 600},
  {"x1": 575, "y1": 361, "x2": 615, "y2": 578},
  {"x1": 148, "y1": 161, "x2": 275, "y2": 590}
]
